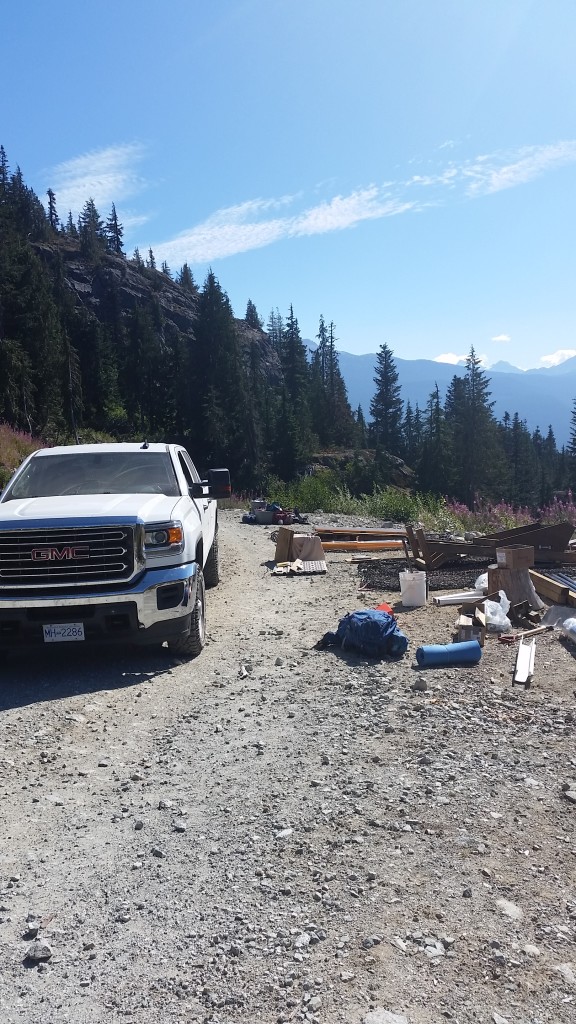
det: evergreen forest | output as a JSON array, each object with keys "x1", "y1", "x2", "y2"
[{"x1": 1, "y1": 144, "x2": 575, "y2": 512}]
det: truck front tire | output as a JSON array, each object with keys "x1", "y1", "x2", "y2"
[{"x1": 167, "y1": 567, "x2": 206, "y2": 657}]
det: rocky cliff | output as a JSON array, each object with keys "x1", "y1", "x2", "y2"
[{"x1": 32, "y1": 241, "x2": 283, "y2": 385}]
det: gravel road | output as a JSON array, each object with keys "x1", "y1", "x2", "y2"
[{"x1": 0, "y1": 510, "x2": 575, "y2": 1024}]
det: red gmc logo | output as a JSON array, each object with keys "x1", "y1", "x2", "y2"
[{"x1": 31, "y1": 546, "x2": 90, "y2": 561}]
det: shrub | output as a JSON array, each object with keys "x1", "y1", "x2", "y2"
[{"x1": 0, "y1": 423, "x2": 46, "y2": 489}]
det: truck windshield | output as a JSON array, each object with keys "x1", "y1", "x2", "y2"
[{"x1": 3, "y1": 452, "x2": 181, "y2": 499}]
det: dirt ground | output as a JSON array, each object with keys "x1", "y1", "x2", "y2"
[{"x1": 0, "y1": 509, "x2": 575, "y2": 1024}]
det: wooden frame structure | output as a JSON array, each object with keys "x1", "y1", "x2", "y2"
[{"x1": 406, "y1": 521, "x2": 576, "y2": 571}]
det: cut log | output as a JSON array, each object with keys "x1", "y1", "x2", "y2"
[{"x1": 487, "y1": 566, "x2": 546, "y2": 611}]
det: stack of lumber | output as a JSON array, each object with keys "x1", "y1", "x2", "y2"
[{"x1": 529, "y1": 568, "x2": 576, "y2": 607}]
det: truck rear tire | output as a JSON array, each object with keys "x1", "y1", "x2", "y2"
[
  {"x1": 167, "y1": 567, "x2": 206, "y2": 657},
  {"x1": 203, "y1": 530, "x2": 220, "y2": 588}
]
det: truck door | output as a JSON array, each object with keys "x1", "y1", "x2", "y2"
[{"x1": 177, "y1": 451, "x2": 215, "y2": 559}]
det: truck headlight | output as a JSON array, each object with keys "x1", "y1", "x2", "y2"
[{"x1": 144, "y1": 521, "x2": 184, "y2": 555}]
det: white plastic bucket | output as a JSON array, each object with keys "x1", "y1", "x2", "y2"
[{"x1": 399, "y1": 570, "x2": 427, "y2": 607}]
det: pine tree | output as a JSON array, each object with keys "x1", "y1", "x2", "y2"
[
  {"x1": 161, "y1": 260, "x2": 172, "y2": 278},
  {"x1": 270, "y1": 306, "x2": 313, "y2": 477},
  {"x1": 444, "y1": 348, "x2": 504, "y2": 507},
  {"x1": 245, "y1": 298, "x2": 263, "y2": 329},
  {"x1": 147, "y1": 248, "x2": 156, "y2": 270},
  {"x1": 105, "y1": 203, "x2": 124, "y2": 254},
  {"x1": 0, "y1": 145, "x2": 9, "y2": 196},
  {"x1": 402, "y1": 401, "x2": 416, "y2": 466},
  {"x1": 132, "y1": 247, "x2": 144, "y2": 269},
  {"x1": 178, "y1": 263, "x2": 196, "y2": 293},
  {"x1": 308, "y1": 346, "x2": 327, "y2": 447},
  {"x1": 64, "y1": 211, "x2": 78, "y2": 237},
  {"x1": 369, "y1": 342, "x2": 403, "y2": 456},
  {"x1": 538, "y1": 424, "x2": 560, "y2": 503},
  {"x1": 355, "y1": 405, "x2": 367, "y2": 447},
  {"x1": 266, "y1": 308, "x2": 283, "y2": 348},
  {"x1": 508, "y1": 413, "x2": 539, "y2": 506},
  {"x1": 567, "y1": 398, "x2": 576, "y2": 490},
  {"x1": 324, "y1": 321, "x2": 355, "y2": 445},
  {"x1": 417, "y1": 385, "x2": 453, "y2": 494},
  {"x1": 9, "y1": 166, "x2": 50, "y2": 240},
  {"x1": 47, "y1": 189, "x2": 59, "y2": 231},
  {"x1": 280, "y1": 305, "x2": 310, "y2": 407},
  {"x1": 78, "y1": 198, "x2": 105, "y2": 258},
  {"x1": 189, "y1": 271, "x2": 254, "y2": 480}
]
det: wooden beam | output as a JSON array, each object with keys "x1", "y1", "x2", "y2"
[
  {"x1": 321, "y1": 539, "x2": 405, "y2": 552},
  {"x1": 528, "y1": 569, "x2": 569, "y2": 604}
]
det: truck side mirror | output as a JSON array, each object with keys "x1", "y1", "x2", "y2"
[{"x1": 207, "y1": 468, "x2": 231, "y2": 499}]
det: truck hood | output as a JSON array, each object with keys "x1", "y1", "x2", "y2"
[{"x1": 0, "y1": 493, "x2": 182, "y2": 525}]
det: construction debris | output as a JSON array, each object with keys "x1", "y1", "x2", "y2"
[{"x1": 407, "y1": 521, "x2": 575, "y2": 571}]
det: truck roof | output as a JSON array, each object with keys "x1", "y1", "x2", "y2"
[{"x1": 31, "y1": 443, "x2": 174, "y2": 457}]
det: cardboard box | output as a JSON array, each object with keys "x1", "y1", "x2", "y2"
[
  {"x1": 495, "y1": 545, "x2": 535, "y2": 570},
  {"x1": 455, "y1": 601, "x2": 486, "y2": 647},
  {"x1": 274, "y1": 526, "x2": 294, "y2": 563},
  {"x1": 274, "y1": 527, "x2": 325, "y2": 564}
]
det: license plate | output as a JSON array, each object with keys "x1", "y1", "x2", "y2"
[{"x1": 43, "y1": 622, "x2": 85, "y2": 643}]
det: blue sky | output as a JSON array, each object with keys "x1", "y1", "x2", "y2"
[{"x1": 2, "y1": 0, "x2": 575, "y2": 370}]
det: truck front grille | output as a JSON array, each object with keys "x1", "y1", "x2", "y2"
[{"x1": 0, "y1": 526, "x2": 136, "y2": 586}]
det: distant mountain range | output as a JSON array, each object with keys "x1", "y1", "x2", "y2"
[{"x1": 328, "y1": 349, "x2": 576, "y2": 447}]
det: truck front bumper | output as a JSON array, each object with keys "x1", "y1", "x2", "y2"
[{"x1": 0, "y1": 564, "x2": 199, "y2": 647}]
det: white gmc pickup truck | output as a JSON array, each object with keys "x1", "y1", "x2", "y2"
[{"x1": 0, "y1": 442, "x2": 230, "y2": 656}]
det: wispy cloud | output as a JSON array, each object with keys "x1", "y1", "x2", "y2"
[
  {"x1": 151, "y1": 139, "x2": 576, "y2": 265},
  {"x1": 154, "y1": 189, "x2": 416, "y2": 266},
  {"x1": 463, "y1": 141, "x2": 576, "y2": 197},
  {"x1": 540, "y1": 348, "x2": 576, "y2": 368},
  {"x1": 492, "y1": 333, "x2": 511, "y2": 343},
  {"x1": 46, "y1": 143, "x2": 148, "y2": 218}
]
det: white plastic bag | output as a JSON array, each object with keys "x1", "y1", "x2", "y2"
[
  {"x1": 485, "y1": 590, "x2": 511, "y2": 633},
  {"x1": 474, "y1": 572, "x2": 488, "y2": 592},
  {"x1": 561, "y1": 618, "x2": 576, "y2": 644}
]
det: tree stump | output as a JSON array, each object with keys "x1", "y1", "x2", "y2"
[{"x1": 487, "y1": 565, "x2": 545, "y2": 611}]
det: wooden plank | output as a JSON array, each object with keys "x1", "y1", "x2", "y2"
[
  {"x1": 406, "y1": 525, "x2": 421, "y2": 560},
  {"x1": 414, "y1": 528, "x2": 445, "y2": 568},
  {"x1": 321, "y1": 540, "x2": 405, "y2": 552},
  {"x1": 314, "y1": 527, "x2": 407, "y2": 539}
]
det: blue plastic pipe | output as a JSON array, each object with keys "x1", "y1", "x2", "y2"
[{"x1": 415, "y1": 640, "x2": 482, "y2": 667}]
